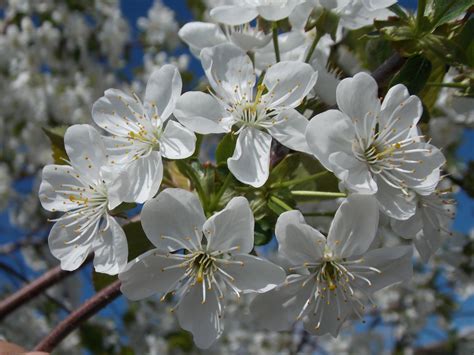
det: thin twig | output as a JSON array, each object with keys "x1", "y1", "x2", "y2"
[
  {"x1": 0, "y1": 261, "x2": 72, "y2": 313},
  {"x1": 0, "y1": 254, "x2": 93, "y2": 321},
  {"x1": 34, "y1": 280, "x2": 122, "y2": 353}
]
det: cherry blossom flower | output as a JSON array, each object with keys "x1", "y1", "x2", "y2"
[
  {"x1": 119, "y1": 188, "x2": 285, "y2": 348},
  {"x1": 174, "y1": 43, "x2": 317, "y2": 187},
  {"x1": 210, "y1": 0, "x2": 305, "y2": 26},
  {"x1": 392, "y1": 188, "x2": 455, "y2": 262},
  {"x1": 39, "y1": 124, "x2": 128, "y2": 275},
  {"x1": 92, "y1": 65, "x2": 196, "y2": 203},
  {"x1": 306, "y1": 73, "x2": 445, "y2": 220},
  {"x1": 251, "y1": 194, "x2": 413, "y2": 336},
  {"x1": 179, "y1": 21, "x2": 271, "y2": 56}
]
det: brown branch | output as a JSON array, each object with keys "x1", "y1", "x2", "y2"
[
  {"x1": 0, "y1": 254, "x2": 93, "y2": 321},
  {"x1": 371, "y1": 52, "x2": 406, "y2": 87},
  {"x1": 34, "y1": 280, "x2": 122, "y2": 353}
]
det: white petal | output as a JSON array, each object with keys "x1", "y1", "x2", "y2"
[
  {"x1": 92, "y1": 89, "x2": 143, "y2": 137},
  {"x1": 305, "y1": 109, "x2": 354, "y2": 171},
  {"x1": 262, "y1": 61, "x2": 317, "y2": 109},
  {"x1": 275, "y1": 210, "x2": 326, "y2": 265},
  {"x1": 39, "y1": 165, "x2": 84, "y2": 212},
  {"x1": 327, "y1": 194, "x2": 379, "y2": 258},
  {"x1": 362, "y1": 0, "x2": 396, "y2": 11},
  {"x1": 251, "y1": 275, "x2": 313, "y2": 331},
  {"x1": 329, "y1": 151, "x2": 378, "y2": 194},
  {"x1": 141, "y1": 188, "x2": 206, "y2": 251},
  {"x1": 204, "y1": 197, "x2": 254, "y2": 254},
  {"x1": 210, "y1": 5, "x2": 259, "y2": 25},
  {"x1": 336, "y1": 72, "x2": 381, "y2": 120},
  {"x1": 257, "y1": 2, "x2": 301, "y2": 21},
  {"x1": 112, "y1": 152, "x2": 163, "y2": 204},
  {"x1": 267, "y1": 108, "x2": 311, "y2": 153},
  {"x1": 201, "y1": 43, "x2": 255, "y2": 102},
  {"x1": 303, "y1": 291, "x2": 352, "y2": 337},
  {"x1": 119, "y1": 249, "x2": 186, "y2": 300},
  {"x1": 160, "y1": 120, "x2": 196, "y2": 159},
  {"x1": 48, "y1": 221, "x2": 94, "y2": 271},
  {"x1": 174, "y1": 92, "x2": 233, "y2": 134},
  {"x1": 64, "y1": 124, "x2": 108, "y2": 182},
  {"x1": 391, "y1": 209, "x2": 423, "y2": 238},
  {"x1": 92, "y1": 217, "x2": 128, "y2": 275},
  {"x1": 177, "y1": 285, "x2": 223, "y2": 349},
  {"x1": 178, "y1": 22, "x2": 227, "y2": 54},
  {"x1": 380, "y1": 95, "x2": 423, "y2": 141},
  {"x1": 219, "y1": 254, "x2": 285, "y2": 292},
  {"x1": 358, "y1": 246, "x2": 413, "y2": 292},
  {"x1": 230, "y1": 31, "x2": 271, "y2": 52},
  {"x1": 375, "y1": 180, "x2": 417, "y2": 220},
  {"x1": 228, "y1": 127, "x2": 272, "y2": 188},
  {"x1": 145, "y1": 64, "x2": 182, "y2": 121}
]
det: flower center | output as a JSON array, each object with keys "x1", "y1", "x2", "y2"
[{"x1": 288, "y1": 255, "x2": 382, "y2": 330}]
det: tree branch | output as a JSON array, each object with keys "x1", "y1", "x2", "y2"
[
  {"x1": 0, "y1": 254, "x2": 93, "y2": 321},
  {"x1": 34, "y1": 280, "x2": 122, "y2": 353},
  {"x1": 371, "y1": 52, "x2": 406, "y2": 87}
]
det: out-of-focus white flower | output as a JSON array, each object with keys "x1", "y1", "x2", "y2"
[
  {"x1": 179, "y1": 22, "x2": 271, "y2": 56},
  {"x1": 251, "y1": 194, "x2": 413, "y2": 336},
  {"x1": 120, "y1": 189, "x2": 285, "y2": 348},
  {"x1": 0, "y1": 163, "x2": 11, "y2": 211},
  {"x1": 210, "y1": 0, "x2": 305, "y2": 25},
  {"x1": 39, "y1": 124, "x2": 128, "y2": 274},
  {"x1": 92, "y1": 65, "x2": 196, "y2": 203},
  {"x1": 392, "y1": 188, "x2": 455, "y2": 262},
  {"x1": 306, "y1": 73, "x2": 445, "y2": 220},
  {"x1": 138, "y1": 0, "x2": 180, "y2": 49},
  {"x1": 175, "y1": 43, "x2": 317, "y2": 187}
]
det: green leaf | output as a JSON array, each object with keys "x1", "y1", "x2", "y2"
[
  {"x1": 109, "y1": 202, "x2": 137, "y2": 216},
  {"x1": 42, "y1": 126, "x2": 69, "y2": 165},
  {"x1": 419, "y1": 56, "x2": 447, "y2": 111},
  {"x1": 92, "y1": 272, "x2": 117, "y2": 292},
  {"x1": 268, "y1": 153, "x2": 301, "y2": 185},
  {"x1": 430, "y1": 0, "x2": 474, "y2": 28},
  {"x1": 254, "y1": 221, "x2": 273, "y2": 246},
  {"x1": 390, "y1": 55, "x2": 432, "y2": 94},
  {"x1": 123, "y1": 221, "x2": 154, "y2": 261},
  {"x1": 166, "y1": 330, "x2": 194, "y2": 352},
  {"x1": 215, "y1": 133, "x2": 237, "y2": 165}
]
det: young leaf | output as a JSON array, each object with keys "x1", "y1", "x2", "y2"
[
  {"x1": 215, "y1": 133, "x2": 237, "y2": 165},
  {"x1": 390, "y1": 55, "x2": 432, "y2": 95},
  {"x1": 42, "y1": 126, "x2": 69, "y2": 165}
]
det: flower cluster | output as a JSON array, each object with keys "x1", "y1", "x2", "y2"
[{"x1": 35, "y1": 0, "x2": 463, "y2": 350}]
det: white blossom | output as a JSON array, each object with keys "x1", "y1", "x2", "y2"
[
  {"x1": 120, "y1": 188, "x2": 285, "y2": 348},
  {"x1": 251, "y1": 194, "x2": 413, "y2": 336},
  {"x1": 179, "y1": 21, "x2": 271, "y2": 56},
  {"x1": 39, "y1": 124, "x2": 128, "y2": 274},
  {"x1": 306, "y1": 73, "x2": 445, "y2": 220},
  {"x1": 175, "y1": 43, "x2": 317, "y2": 187},
  {"x1": 92, "y1": 65, "x2": 196, "y2": 203},
  {"x1": 210, "y1": 0, "x2": 305, "y2": 26}
]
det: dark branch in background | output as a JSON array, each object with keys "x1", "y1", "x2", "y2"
[
  {"x1": 0, "y1": 254, "x2": 93, "y2": 321},
  {"x1": 371, "y1": 52, "x2": 406, "y2": 88},
  {"x1": 34, "y1": 280, "x2": 122, "y2": 353},
  {"x1": 0, "y1": 261, "x2": 71, "y2": 313}
]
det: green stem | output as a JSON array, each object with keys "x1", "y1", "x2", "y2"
[
  {"x1": 179, "y1": 163, "x2": 208, "y2": 207},
  {"x1": 425, "y1": 82, "x2": 468, "y2": 89},
  {"x1": 209, "y1": 173, "x2": 233, "y2": 211},
  {"x1": 271, "y1": 171, "x2": 328, "y2": 189},
  {"x1": 416, "y1": 0, "x2": 427, "y2": 33},
  {"x1": 303, "y1": 211, "x2": 335, "y2": 217},
  {"x1": 270, "y1": 195, "x2": 293, "y2": 212},
  {"x1": 305, "y1": 32, "x2": 322, "y2": 63},
  {"x1": 291, "y1": 191, "x2": 347, "y2": 198},
  {"x1": 272, "y1": 22, "x2": 280, "y2": 63}
]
